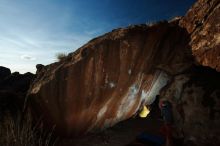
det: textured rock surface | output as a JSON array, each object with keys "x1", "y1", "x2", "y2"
[
  {"x1": 180, "y1": 0, "x2": 220, "y2": 71},
  {"x1": 160, "y1": 66, "x2": 220, "y2": 145},
  {"x1": 28, "y1": 21, "x2": 193, "y2": 136}
]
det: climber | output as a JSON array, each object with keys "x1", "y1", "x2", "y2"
[{"x1": 159, "y1": 99, "x2": 174, "y2": 146}]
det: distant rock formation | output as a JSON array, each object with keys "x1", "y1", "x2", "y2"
[
  {"x1": 0, "y1": 66, "x2": 11, "y2": 81},
  {"x1": 0, "y1": 66, "x2": 35, "y2": 118}
]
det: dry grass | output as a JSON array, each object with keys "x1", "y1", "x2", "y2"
[{"x1": 0, "y1": 110, "x2": 56, "y2": 146}]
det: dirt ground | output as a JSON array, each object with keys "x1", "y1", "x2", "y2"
[{"x1": 56, "y1": 115, "x2": 163, "y2": 146}]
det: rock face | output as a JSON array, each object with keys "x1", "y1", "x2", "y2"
[
  {"x1": 0, "y1": 67, "x2": 35, "y2": 118},
  {"x1": 160, "y1": 66, "x2": 220, "y2": 145},
  {"x1": 28, "y1": 21, "x2": 193, "y2": 136},
  {"x1": 179, "y1": 0, "x2": 220, "y2": 71}
]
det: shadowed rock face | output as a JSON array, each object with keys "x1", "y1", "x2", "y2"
[
  {"x1": 179, "y1": 0, "x2": 220, "y2": 71},
  {"x1": 28, "y1": 21, "x2": 193, "y2": 136},
  {"x1": 160, "y1": 66, "x2": 220, "y2": 145}
]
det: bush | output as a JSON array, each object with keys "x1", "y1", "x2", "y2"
[{"x1": 55, "y1": 53, "x2": 67, "y2": 61}]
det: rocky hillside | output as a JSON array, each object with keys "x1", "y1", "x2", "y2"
[{"x1": 27, "y1": 0, "x2": 220, "y2": 144}]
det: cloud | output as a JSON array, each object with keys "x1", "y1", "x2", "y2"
[{"x1": 20, "y1": 55, "x2": 36, "y2": 61}]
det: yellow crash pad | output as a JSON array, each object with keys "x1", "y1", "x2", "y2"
[{"x1": 139, "y1": 105, "x2": 150, "y2": 118}]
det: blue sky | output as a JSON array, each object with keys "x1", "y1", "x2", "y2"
[{"x1": 0, "y1": 0, "x2": 195, "y2": 73}]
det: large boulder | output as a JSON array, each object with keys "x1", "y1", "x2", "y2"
[
  {"x1": 28, "y1": 21, "x2": 193, "y2": 136},
  {"x1": 27, "y1": 0, "x2": 220, "y2": 140},
  {"x1": 179, "y1": 0, "x2": 220, "y2": 71}
]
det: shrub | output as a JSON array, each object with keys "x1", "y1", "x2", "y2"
[{"x1": 55, "y1": 53, "x2": 67, "y2": 61}]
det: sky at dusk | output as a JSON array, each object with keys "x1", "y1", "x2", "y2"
[{"x1": 0, "y1": 0, "x2": 196, "y2": 73}]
